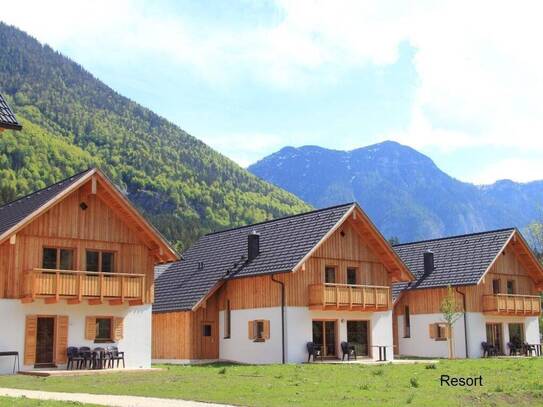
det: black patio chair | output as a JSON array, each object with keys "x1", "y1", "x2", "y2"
[
  {"x1": 341, "y1": 341, "x2": 357, "y2": 361},
  {"x1": 307, "y1": 342, "x2": 323, "y2": 362},
  {"x1": 481, "y1": 342, "x2": 497, "y2": 357},
  {"x1": 78, "y1": 346, "x2": 93, "y2": 369},
  {"x1": 523, "y1": 342, "x2": 536, "y2": 357},
  {"x1": 507, "y1": 341, "x2": 521, "y2": 356},
  {"x1": 106, "y1": 346, "x2": 125, "y2": 368},
  {"x1": 93, "y1": 347, "x2": 111, "y2": 369},
  {"x1": 66, "y1": 347, "x2": 84, "y2": 370}
]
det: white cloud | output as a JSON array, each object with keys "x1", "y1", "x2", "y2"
[
  {"x1": 468, "y1": 158, "x2": 543, "y2": 185},
  {"x1": 3, "y1": 0, "x2": 543, "y2": 181}
]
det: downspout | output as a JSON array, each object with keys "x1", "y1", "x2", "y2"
[
  {"x1": 271, "y1": 274, "x2": 286, "y2": 364},
  {"x1": 455, "y1": 287, "x2": 469, "y2": 358}
]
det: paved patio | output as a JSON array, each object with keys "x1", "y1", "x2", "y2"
[{"x1": 18, "y1": 367, "x2": 162, "y2": 377}]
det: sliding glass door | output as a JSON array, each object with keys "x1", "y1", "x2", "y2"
[
  {"x1": 312, "y1": 320, "x2": 337, "y2": 357},
  {"x1": 347, "y1": 320, "x2": 369, "y2": 357}
]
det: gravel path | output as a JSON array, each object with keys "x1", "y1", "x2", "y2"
[{"x1": 0, "y1": 388, "x2": 238, "y2": 407}]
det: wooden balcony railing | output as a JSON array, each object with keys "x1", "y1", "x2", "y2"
[
  {"x1": 22, "y1": 268, "x2": 145, "y2": 305},
  {"x1": 483, "y1": 294, "x2": 541, "y2": 315},
  {"x1": 308, "y1": 283, "x2": 390, "y2": 311}
]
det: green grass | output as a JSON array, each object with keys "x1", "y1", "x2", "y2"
[
  {"x1": 0, "y1": 397, "x2": 97, "y2": 406},
  {"x1": 0, "y1": 359, "x2": 542, "y2": 406}
]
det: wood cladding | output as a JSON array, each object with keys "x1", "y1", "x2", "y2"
[
  {"x1": 0, "y1": 179, "x2": 157, "y2": 303},
  {"x1": 153, "y1": 294, "x2": 219, "y2": 360},
  {"x1": 394, "y1": 240, "x2": 542, "y2": 316}
]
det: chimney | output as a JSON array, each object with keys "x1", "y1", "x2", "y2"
[
  {"x1": 248, "y1": 231, "x2": 260, "y2": 261},
  {"x1": 423, "y1": 250, "x2": 435, "y2": 275}
]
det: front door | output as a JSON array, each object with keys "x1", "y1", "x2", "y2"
[
  {"x1": 347, "y1": 320, "x2": 369, "y2": 357},
  {"x1": 201, "y1": 321, "x2": 218, "y2": 359},
  {"x1": 312, "y1": 320, "x2": 337, "y2": 357},
  {"x1": 486, "y1": 323, "x2": 503, "y2": 355},
  {"x1": 508, "y1": 323, "x2": 524, "y2": 347},
  {"x1": 35, "y1": 317, "x2": 55, "y2": 366}
]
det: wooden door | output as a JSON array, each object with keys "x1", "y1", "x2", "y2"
[
  {"x1": 312, "y1": 320, "x2": 337, "y2": 357},
  {"x1": 486, "y1": 323, "x2": 503, "y2": 354},
  {"x1": 35, "y1": 317, "x2": 55, "y2": 366},
  {"x1": 201, "y1": 321, "x2": 218, "y2": 359}
]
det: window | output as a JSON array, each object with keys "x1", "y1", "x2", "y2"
[
  {"x1": 42, "y1": 248, "x2": 75, "y2": 270},
  {"x1": 203, "y1": 324, "x2": 212, "y2": 337},
  {"x1": 429, "y1": 323, "x2": 447, "y2": 341},
  {"x1": 248, "y1": 320, "x2": 270, "y2": 342},
  {"x1": 404, "y1": 306, "x2": 411, "y2": 338},
  {"x1": 325, "y1": 266, "x2": 336, "y2": 284},
  {"x1": 492, "y1": 279, "x2": 501, "y2": 294},
  {"x1": 347, "y1": 267, "x2": 358, "y2": 285},
  {"x1": 95, "y1": 318, "x2": 112, "y2": 342},
  {"x1": 224, "y1": 300, "x2": 231, "y2": 339},
  {"x1": 86, "y1": 250, "x2": 115, "y2": 273},
  {"x1": 507, "y1": 280, "x2": 515, "y2": 295}
]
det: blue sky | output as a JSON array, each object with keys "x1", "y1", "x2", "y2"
[{"x1": 3, "y1": 0, "x2": 543, "y2": 184}]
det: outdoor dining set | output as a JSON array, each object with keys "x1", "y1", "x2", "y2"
[
  {"x1": 481, "y1": 341, "x2": 543, "y2": 357},
  {"x1": 66, "y1": 346, "x2": 125, "y2": 370}
]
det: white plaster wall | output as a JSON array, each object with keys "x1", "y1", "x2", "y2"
[
  {"x1": 0, "y1": 299, "x2": 151, "y2": 374},
  {"x1": 285, "y1": 307, "x2": 394, "y2": 363},
  {"x1": 397, "y1": 313, "x2": 466, "y2": 358},
  {"x1": 398, "y1": 312, "x2": 542, "y2": 359},
  {"x1": 219, "y1": 307, "x2": 283, "y2": 364}
]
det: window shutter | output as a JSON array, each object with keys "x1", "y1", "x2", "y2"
[
  {"x1": 85, "y1": 316, "x2": 96, "y2": 340},
  {"x1": 248, "y1": 320, "x2": 255, "y2": 340},
  {"x1": 24, "y1": 315, "x2": 38, "y2": 365},
  {"x1": 445, "y1": 324, "x2": 451, "y2": 339},
  {"x1": 263, "y1": 320, "x2": 270, "y2": 339},
  {"x1": 429, "y1": 323, "x2": 437, "y2": 339},
  {"x1": 113, "y1": 317, "x2": 124, "y2": 341},
  {"x1": 55, "y1": 316, "x2": 69, "y2": 364}
]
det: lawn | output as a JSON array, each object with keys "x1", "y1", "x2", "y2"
[
  {"x1": 0, "y1": 359, "x2": 542, "y2": 406},
  {"x1": 0, "y1": 397, "x2": 96, "y2": 406}
]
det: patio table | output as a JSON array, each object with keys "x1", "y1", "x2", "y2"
[{"x1": 0, "y1": 351, "x2": 19, "y2": 374}]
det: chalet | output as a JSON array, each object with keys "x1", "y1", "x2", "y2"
[
  {"x1": 0, "y1": 93, "x2": 22, "y2": 131},
  {"x1": 0, "y1": 168, "x2": 178, "y2": 374},
  {"x1": 393, "y1": 228, "x2": 543, "y2": 358},
  {"x1": 153, "y1": 203, "x2": 414, "y2": 364}
]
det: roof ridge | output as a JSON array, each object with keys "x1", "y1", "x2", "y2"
[
  {"x1": 0, "y1": 167, "x2": 95, "y2": 211},
  {"x1": 205, "y1": 202, "x2": 356, "y2": 236},
  {"x1": 393, "y1": 227, "x2": 516, "y2": 247}
]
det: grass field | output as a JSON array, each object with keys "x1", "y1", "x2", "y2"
[
  {"x1": 0, "y1": 397, "x2": 94, "y2": 406},
  {"x1": 0, "y1": 359, "x2": 542, "y2": 406}
]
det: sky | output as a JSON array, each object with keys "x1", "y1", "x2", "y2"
[{"x1": 2, "y1": 0, "x2": 543, "y2": 184}]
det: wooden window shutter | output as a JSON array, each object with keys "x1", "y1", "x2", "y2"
[
  {"x1": 445, "y1": 324, "x2": 451, "y2": 339},
  {"x1": 55, "y1": 316, "x2": 69, "y2": 364},
  {"x1": 263, "y1": 320, "x2": 270, "y2": 339},
  {"x1": 24, "y1": 315, "x2": 38, "y2": 365},
  {"x1": 85, "y1": 316, "x2": 96, "y2": 340},
  {"x1": 113, "y1": 317, "x2": 124, "y2": 341},
  {"x1": 248, "y1": 320, "x2": 255, "y2": 340},
  {"x1": 429, "y1": 323, "x2": 437, "y2": 339}
]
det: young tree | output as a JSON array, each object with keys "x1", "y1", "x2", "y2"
[
  {"x1": 527, "y1": 215, "x2": 543, "y2": 337},
  {"x1": 440, "y1": 285, "x2": 463, "y2": 359}
]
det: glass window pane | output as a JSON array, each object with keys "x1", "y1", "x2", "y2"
[
  {"x1": 507, "y1": 280, "x2": 514, "y2": 295},
  {"x1": 102, "y1": 252, "x2": 114, "y2": 273},
  {"x1": 95, "y1": 318, "x2": 112, "y2": 340},
  {"x1": 203, "y1": 324, "x2": 212, "y2": 337},
  {"x1": 492, "y1": 279, "x2": 500, "y2": 294},
  {"x1": 325, "y1": 267, "x2": 336, "y2": 283},
  {"x1": 60, "y1": 249, "x2": 74, "y2": 270},
  {"x1": 347, "y1": 268, "x2": 357, "y2": 285},
  {"x1": 42, "y1": 248, "x2": 57, "y2": 269},
  {"x1": 86, "y1": 251, "x2": 99, "y2": 272},
  {"x1": 256, "y1": 321, "x2": 264, "y2": 339}
]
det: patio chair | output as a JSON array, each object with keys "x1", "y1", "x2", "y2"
[
  {"x1": 523, "y1": 342, "x2": 536, "y2": 357},
  {"x1": 341, "y1": 341, "x2": 357, "y2": 361},
  {"x1": 481, "y1": 342, "x2": 497, "y2": 357},
  {"x1": 66, "y1": 347, "x2": 84, "y2": 370},
  {"x1": 507, "y1": 341, "x2": 521, "y2": 356},
  {"x1": 93, "y1": 347, "x2": 111, "y2": 369},
  {"x1": 78, "y1": 347, "x2": 93, "y2": 369},
  {"x1": 306, "y1": 342, "x2": 323, "y2": 362},
  {"x1": 106, "y1": 346, "x2": 125, "y2": 368}
]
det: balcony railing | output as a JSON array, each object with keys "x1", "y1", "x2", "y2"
[
  {"x1": 308, "y1": 283, "x2": 390, "y2": 311},
  {"x1": 483, "y1": 294, "x2": 541, "y2": 315},
  {"x1": 22, "y1": 268, "x2": 145, "y2": 305}
]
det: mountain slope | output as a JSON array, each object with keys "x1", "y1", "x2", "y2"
[
  {"x1": 248, "y1": 142, "x2": 543, "y2": 242},
  {"x1": 0, "y1": 22, "x2": 311, "y2": 251}
]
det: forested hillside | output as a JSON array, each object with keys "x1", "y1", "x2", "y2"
[
  {"x1": 0, "y1": 22, "x2": 311, "y2": 251},
  {"x1": 249, "y1": 142, "x2": 543, "y2": 243}
]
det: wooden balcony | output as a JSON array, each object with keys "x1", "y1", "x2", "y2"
[
  {"x1": 308, "y1": 283, "x2": 390, "y2": 311},
  {"x1": 21, "y1": 268, "x2": 145, "y2": 305},
  {"x1": 483, "y1": 294, "x2": 541, "y2": 315}
]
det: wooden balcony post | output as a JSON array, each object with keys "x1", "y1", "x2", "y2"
[
  {"x1": 55, "y1": 270, "x2": 60, "y2": 302},
  {"x1": 99, "y1": 273, "x2": 104, "y2": 302},
  {"x1": 362, "y1": 287, "x2": 366, "y2": 308},
  {"x1": 77, "y1": 273, "x2": 83, "y2": 302},
  {"x1": 335, "y1": 285, "x2": 339, "y2": 308},
  {"x1": 120, "y1": 275, "x2": 125, "y2": 303},
  {"x1": 348, "y1": 286, "x2": 352, "y2": 309},
  {"x1": 374, "y1": 287, "x2": 377, "y2": 307},
  {"x1": 140, "y1": 275, "x2": 145, "y2": 303},
  {"x1": 31, "y1": 270, "x2": 37, "y2": 300},
  {"x1": 522, "y1": 297, "x2": 525, "y2": 314}
]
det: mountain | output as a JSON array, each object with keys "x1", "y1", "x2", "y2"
[
  {"x1": 0, "y1": 22, "x2": 311, "y2": 251},
  {"x1": 248, "y1": 141, "x2": 543, "y2": 243}
]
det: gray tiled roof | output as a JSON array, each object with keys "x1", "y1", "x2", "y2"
[
  {"x1": 0, "y1": 169, "x2": 93, "y2": 239},
  {"x1": 0, "y1": 93, "x2": 22, "y2": 130},
  {"x1": 392, "y1": 228, "x2": 515, "y2": 300},
  {"x1": 154, "y1": 203, "x2": 354, "y2": 312}
]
